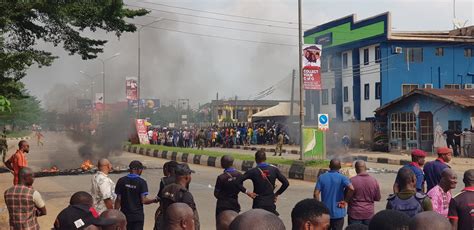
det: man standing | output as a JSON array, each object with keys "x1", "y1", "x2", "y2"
[
  {"x1": 115, "y1": 160, "x2": 159, "y2": 230},
  {"x1": 461, "y1": 128, "x2": 472, "y2": 157},
  {"x1": 164, "y1": 203, "x2": 195, "y2": 230},
  {"x1": 448, "y1": 169, "x2": 474, "y2": 230},
  {"x1": 444, "y1": 128, "x2": 456, "y2": 154},
  {"x1": 314, "y1": 159, "x2": 355, "y2": 230},
  {"x1": 274, "y1": 132, "x2": 284, "y2": 156},
  {"x1": 427, "y1": 168, "x2": 457, "y2": 217},
  {"x1": 424, "y1": 147, "x2": 452, "y2": 191},
  {"x1": 394, "y1": 149, "x2": 427, "y2": 193},
  {"x1": 160, "y1": 164, "x2": 200, "y2": 230},
  {"x1": 236, "y1": 150, "x2": 289, "y2": 216},
  {"x1": 5, "y1": 140, "x2": 29, "y2": 185},
  {"x1": 91, "y1": 158, "x2": 116, "y2": 214},
  {"x1": 214, "y1": 155, "x2": 242, "y2": 217},
  {"x1": 387, "y1": 167, "x2": 432, "y2": 217},
  {"x1": 5, "y1": 167, "x2": 47, "y2": 230},
  {"x1": 347, "y1": 160, "x2": 381, "y2": 226},
  {"x1": 0, "y1": 134, "x2": 7, "y2": 163},
  {"x1": 196, "y1": 130, "x2": 205, "y2": 150}
]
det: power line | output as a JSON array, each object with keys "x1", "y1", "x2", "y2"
[{"x1": 127, "y1": 4, "x2": 299, "y2": 30}]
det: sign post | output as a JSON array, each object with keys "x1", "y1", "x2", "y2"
[{"x1": 318, "y1": 114, "x2": 329, "y2": 131}]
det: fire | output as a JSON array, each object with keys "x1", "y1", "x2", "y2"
[
  {"x1": 81, "y1": 160, "x2": 94, "y2": 171},
  {"x1": 42, "y1": 166, "x2": 59, "y2": 173}
]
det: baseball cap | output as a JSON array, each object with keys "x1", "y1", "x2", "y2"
[
  {"x1": 411, "y1": 149, "x2": 427, "y2": 157},
  {"x1": 437, "y1": 147, "x2": 453, "y2": 155},
  {"x1": 174, "y1": 163, "x2": 195, "y2": 176},
  {"x1": 129, "y1": 160, "x2": 144, "y2": 170},
  {"x1": 54, "y1": 204, "x2": 116, "y2": 229}
]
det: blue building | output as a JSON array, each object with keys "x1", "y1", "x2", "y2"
[{"x1": 303, "y1": 12, "x2": 474, "y2": 123}]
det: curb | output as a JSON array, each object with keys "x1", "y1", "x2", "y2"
[
  {"x1": 223, "y1": 145, "x2": 301, "y2": 155},
  {"x1": 6, "y1": 136, "x2": 31, "y2": 141},
  {"x1": 123, "y1": 145, "x2": 323, "y2": 183}
]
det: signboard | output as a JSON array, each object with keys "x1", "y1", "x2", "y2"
[
  {"x1": 303, "y1": 127, "x2": 326, "y2": 159},
  {"x1": 135, "y1": 119, "x2": 149, "y2": 144},
  {"x1": 95, "y1": 93, "x2": 104, "y2": 110},
  {"x1": 302, "y1": 44, "x2": 322, "y2": 90},
  {"x1": 318, "y1": 114, "x2": 329, "y2": 130},
  {"x1": 128, "y1": 99, "x2": 161, "y2": 110},
  {"x1": 126, "y1": 77, "x2": 138, "y2": 100}
]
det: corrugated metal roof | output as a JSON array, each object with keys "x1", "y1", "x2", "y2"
[{"x1": 375, "y1": 89, "x2": 474, "y2": 113}]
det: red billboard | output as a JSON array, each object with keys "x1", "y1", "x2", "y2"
[
  {"x1": 302, "y1": 45, "x2": 322, "y2": 90},
  {"x1": 135, "y1": 119, "x2": 149, "y2": 144},
  {"x1": 126, "y1": 77, "x2": 138, "y2": 100}
]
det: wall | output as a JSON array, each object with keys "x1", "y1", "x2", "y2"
[
  {"x1": 359, "y1": 44, "x2": 382, "y2": 120},
  {"x1": 319, "y1": 70, "x2": 337, "y2": 119}
]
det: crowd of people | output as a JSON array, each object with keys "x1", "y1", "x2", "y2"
[
  {"x1": 146, "y1": 123, "x2": 291, "y2": 150},
  {"x1": 2, "y1": 140, "x2": 474, "y2": 230}
]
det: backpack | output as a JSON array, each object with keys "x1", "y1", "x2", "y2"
[{"x1": 387, "y1": 192, "x2": 426, "y2": 218}]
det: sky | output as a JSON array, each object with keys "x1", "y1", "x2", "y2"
[{"x1": 22, "y1": 0, "x2": 474, "y2": 110}]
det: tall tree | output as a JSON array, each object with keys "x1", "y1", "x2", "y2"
[
  {"x1": 0, "y1": 1, "x2": 148, "y2": 98},
  {"x1": 0, "y1": 93, "x2": 43, "y2": 130}
]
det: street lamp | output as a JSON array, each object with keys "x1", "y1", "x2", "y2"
[
  {"x1": 98, "y1": 53, "x2": 120, "y2": 108},
  {"x1": 137, "y1": 18, "x2": 163, "y2": 119},
  {"x1": 79, "y1": 70, "x2": 102, "y2": 103}
]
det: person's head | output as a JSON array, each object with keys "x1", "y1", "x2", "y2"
[
  {"x1": 463, "y1": 169, "x2": 474, "y2": 187},
  {"x1": 18, "y1": 167, "x2": 34, "y2": 186},
  {"x1": 411, "y1": 149, "x2": 427, "y2": 166},
  {"x1": 397, "y1": 167, "x2": 416, "y2": 191},
  {"x1": 98, "y1": 158, "x2": 112, "y2": 174},
  {"x1": 464, "y1": 128, "x2": 469, "y2": 132},
  {"x1": 369, "y1": 210, "x2": 410, "y2": 230},
  {"x1": 18, "y1": 140, "x2": 29, "y2": 153},
  {"x1": 329, "y1": 159, "x2": 341, "y2": 171},
  {"x1": 163, "y1": 161, "x2": 179, "y2": 177},
  {"x1": 174, "y1": 164, "x2": 195, "y2": 187},
  {"x1": 291, "y1": 199, "x2": 330, "y2": 230},
  {"x1": 216, "y1": 210, "x2": 238, "y2": 230},
  {"x1": 129, "y1": 160, "x2": 144, "y2": 175},
  {"x1": 408, "y1": 211, "x2": 451, "y2": 230},
  {"x1": 229, "y1": 209, "x2": 285, "y2": 230},
  {"x1": 439, "y1": 168, "x2": 457, "y2": 191},
  {"x1": 436, "y1": 147, "x2": 452, "y2": 163},
  {"x1": 100, "y1": 209, "x2": 127, "y2": 230},
  {"x1": 354, "y1": 160, "x2": 366, "y2": 174},
  {"x1": 221, "y1": 155, "x2": 234, "y2": 169},
  {"x1": 345, "y1": 224, "x2": 368, "y2": 230},
  {"x1": 165, "y1": 203, "x2": 195, "y2": 230},
  {"x1": 255, "y1": 150, "x2": 266, "y2": 164},
  {"x1": 70, "y1": 191, "x2": 94, "y2": 207}
]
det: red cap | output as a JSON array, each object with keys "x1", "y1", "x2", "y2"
[
  {"x1": 411, "y1": 149, "x2": 427, "y2": 157},
  {"x1": 437, "y1": 147, "x2": 453, "y2": 155}
]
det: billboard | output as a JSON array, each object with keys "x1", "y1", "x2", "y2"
[
  {"x1": 135, "y1": 119, "x2": 150, "y2": 144},
  {"x1": 302, "y1": 44, "x2": 322, "y2": 90},
  {"x1": 302, "y1": 127, "x2": 325, "y2": 159},
  {"x1": 128, "y1": 99, "x2": 160, "y2": 110},
  {"x1": 126, "y1": 77, "x2": 138, "y2": 100},
  {"x1": 95, "y1": 93, "x2": 104, "y2": 110}
]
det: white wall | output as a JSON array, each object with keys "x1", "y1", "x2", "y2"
[
  {"x1": 319, "y1": 71, "x2": 336, "y2": 120},
  {"x1": 359, "y1": 44, "x2": 381, "y2": 120},
  {"x1": 342, "y1": 50, "x2": 354, "y2": 121}
]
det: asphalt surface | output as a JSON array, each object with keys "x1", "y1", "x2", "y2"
[{"x1": 0, "y1": 132, "x2": 467, "y2": 229}]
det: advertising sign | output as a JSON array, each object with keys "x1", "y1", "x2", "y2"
[
  {"x1": 318, "y1": 114, "x2": 329, "y2": 131},
  {"x1": 128, "y1": 99, "x2": 161, "y2": 110},
  {"x1": 135, "y1": 119, "x2": 149, "y2": 144},
  {"x1": 302, "y1": 44, "x2": 322, "y2": 90},
  {"x1": 95, "y1": 93, "x2": 104, "y2": 110},
  {"x1": 126, "y1": 77, "x2": 138, "y2": 100},
  {"x1": 302, "y1": 127, "x2": 326, "y2": 159}
]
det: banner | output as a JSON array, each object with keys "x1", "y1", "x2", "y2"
[
  {"x1": 302, "y1": 44, "x2": 322, "y2": 90},
  {"x1": 126, "y1": 77, "x2": 138, "y2": 100},
  {"x1": 95, "y1": 93, "x2": 104, "y2": 110},
  {"x1": 135, "y1": 119, "x2": 150, "y2": 144},
  {"x1": 128, "y1": 99, "x2": 160, "y2": 110},
  {"x1": 302, "y1": 127, "x2": 325, "y2": 159}
]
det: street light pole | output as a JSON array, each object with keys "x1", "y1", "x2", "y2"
[
  {"x1": 79, "y1": 71, "x2": 101, "y2": 104},
  {"x1": 98, "y1": 53, "x2": 120, "y2": 109},
  {"x1": 298, "y1": 0, "x2": 304, "y2": 160}
]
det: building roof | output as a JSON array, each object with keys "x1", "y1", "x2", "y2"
[
  {"x1": 252, "y1": 102, "x2": 300, "y2": 118},
  {"x1": 211, "y1": 100, "x2": 283, "y2": 107},
  {"x1": 390, "y1": 30, "x2": 474, "y2": 43},
  {"x1": 375, "y1": 89, "x2": 474, "y2": 114}
]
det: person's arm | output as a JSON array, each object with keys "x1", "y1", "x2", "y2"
[
  {"x1": 103, "y1": 199, "x2": 114, "y2": 209},
  {"x1": 114, "y1": 196, "x2": 121, "y2": 210},
  {"x1": 447, "y1": 198, "x2": 458, "y2": 230},
  {"x1": 98, "y1": 180, "x2": 115, "y2": 210},
  {"x1": 374, "y1": 181, "x2": 382, "y2": 202},
  {"x1": 4, "y1": 158, "x2": 13, "y2": 171},
  {"x1": 140, "y1": 180, "x2": 158, "y2": 205},
  {"x1": 32, "y1": 191, "x2": 47, "y2": 216},
  {"x1": 213, "y1": 177, "x2": 221, "y2": 200},
  {"x1": 341, "y1": 183, "x2": 355, "y2": 208},
  {"x1": 114, "y1": 180, "x2": 122, "y2": 210},
  {"x1": 313, "y1": 189, "x2": 321, "y2": 201},
  {"x1": 274, "y1": 169, "x2": 289, "y2": 196},
  {"x1": 422, "y1": 196, "x2": 433, "y2": 211},
  {"x1": 236, "y1": 171, "x2": 256, "y2": 198}
]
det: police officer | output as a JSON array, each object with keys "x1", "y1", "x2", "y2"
[
  {"x1": 197, "y1": 130, "x2": 205, "y2": 150},
  {"x1": 214, "y1": 155, "x2": 242, "y2": 218},
  {"x1": 236, "y1": 150, "x2": 290, "y2": 215},
  {"x1": 0, "y1": 134, "x2": 8, "y2": 163},
  {"x1": 154, "y1": 161, "x2": 179, "y2": 230},
  {"x1": 274, "y1": 132, "x2": 284, "y2": 156},
  {"x1": 158, "y1": 164, "x2": 200, "y2": 230}
]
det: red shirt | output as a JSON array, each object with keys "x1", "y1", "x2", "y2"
[
  {"x1": 9, "y1": 150, "x2": 28, "y2": 185},
  {"x1": 348, "y1": 172, "x2": 381, "y2": 220}
]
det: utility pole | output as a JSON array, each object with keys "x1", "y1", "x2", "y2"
[
  {"x1": 290, "y1": 69, "x2": 296, "y2": 116},
  {"x1": 298, "y1": 0, "x2": 304, "y2": 160}
]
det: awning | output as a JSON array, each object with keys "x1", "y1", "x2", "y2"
[{"x1": 252, "y1": 102, "x2": 300, "y2": 118}]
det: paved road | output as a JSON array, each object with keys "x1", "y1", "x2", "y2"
[{"x1": 0, "y1": 132, "x2": 466, "y2": 229}]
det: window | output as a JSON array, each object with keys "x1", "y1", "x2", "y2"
[
  {"x1": 375, "y1": 46, "x2": 381, "y2": 63},
  {"x1": 435, "y1": 47, "x2": 444, "y2": 56},
  {"x1": 363, "y1": 48, "x2": 369, "y2": 65},
  {"x1": 331, "y1": 88, "x2": 336, "y2": 104},
  {"x1": 364, "y1": 83, "x2": 370, "y2": 100},
  {"x1": 444, "y1": 84, "x2": 461, "y2": 89},
  {"x1": 402, "y1": 84, "x2": 418, "y2": 95},
  {"x1": 405, "y1": 48, "x2": 423, "y2": 63},
  {"x1": 342, "y1": 53, "x2": 348, "y2": 69},
  {"x1": 420, "y1": 112, "x2": 433, "y2": 141},
  {"x1": 321, "y1": 58, "x2": 329, "y2": 72},
  {"x1": 464, "y1": 48, "x2": 473, "y2": 57},
  {"x1": 390, "y1": 112, "x2": 417, "y2": 141},
  {"x1": 343, "y1": 86, "x2": 349, "y2": 102},
  {"x1": 375, "y1": 82, "x2": 381, "y2": 99},
  {"x1": 321, "y1": 89, "x2": 329, "y2": 105}
]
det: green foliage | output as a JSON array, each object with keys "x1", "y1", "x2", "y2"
[
  {"x1": 0, "y1": 95, "x2": 11, "y2": 112},
  {"x1": 0, "y1": 93, "x2": 43, "y2": 129},
  {"x1": 0, "y1": 1, "x2": 149, "y2": 97}
]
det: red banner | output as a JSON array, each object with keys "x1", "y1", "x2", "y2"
[
  {"x1": 303, "y1": 66, "x2": 322, "y2": 90},
  {"x1": 126, "y1": 77, "x2": 138, "y2": 100},
  {"x1": 135, "y1": 119, "x2": 149, "y2": 144}
]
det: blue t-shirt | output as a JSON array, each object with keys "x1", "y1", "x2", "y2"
[
  {"x1": 316, "y1": 170, "x2": 351, "y2": 219},
  {"x1": 423, "y1": 159, "x2": 450, "y2": 192},
  {"x1": 115, "y1": 174, "x2": 149, "y2": 222},
  {"x1": 400, "y1": 163, "x2": 425, "y2": 192}
]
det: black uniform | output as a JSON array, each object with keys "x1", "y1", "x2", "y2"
[
  {"x1": 236, "y1": 162, "x2": 289, "y2": 215},
  {"x1": 214, "y1": 168, "x2": 243, "y2": 217},
  {"x1": 156, "y1": 183, "x2": 200, "y2": 230}
]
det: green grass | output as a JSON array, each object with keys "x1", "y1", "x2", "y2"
[
  {"x1": 5, "y1": 130, "x2": 32, "y2": 138},
  {"x1": 133, "y1": 144, "x2": 329, "y2": 168}
]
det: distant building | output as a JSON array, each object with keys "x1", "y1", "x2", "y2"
[
  {"x1": 210, "y1": 100, "x2": 282, "y2": 123},
  {"x1": 303, "y1": 12, "x2": 474, "y2": 123}
]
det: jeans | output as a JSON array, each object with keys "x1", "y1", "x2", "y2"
[{"x1": 348, "y1": 217, "x2": 370, "y2": 226}]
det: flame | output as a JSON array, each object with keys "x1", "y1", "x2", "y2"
[
  {"x1": 81, "y1": 160, "x2": 94, "y2": 171},
  {"x1": 42, "y1": 166, "x2": 59, "y2": 172}
]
